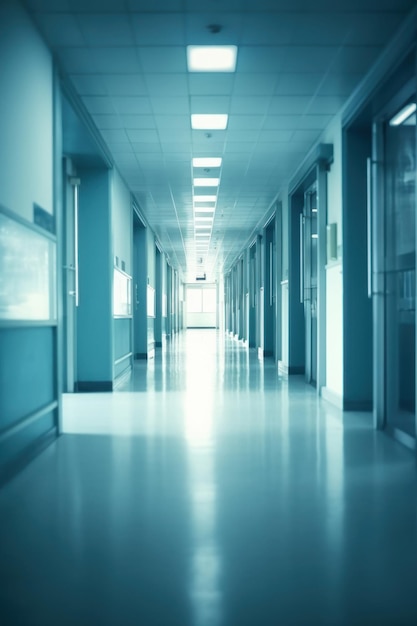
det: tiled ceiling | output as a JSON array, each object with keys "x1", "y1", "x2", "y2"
[{"x1": 24, "y1": 0, "x2": 416, "y2": 281}]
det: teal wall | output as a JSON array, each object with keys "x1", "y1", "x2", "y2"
[
  {"x1": 77, "y1": 168, "x2": 113, "y2": 390},
  {"x1": 0, "y1": 0, "x2": 53, "y2": 222},
  {"x1": 342, "y1": 127, "x2": 373, "y2": 409},
  {"x1": 0, "y1": 0, "x2": 58, "y2": 481}
]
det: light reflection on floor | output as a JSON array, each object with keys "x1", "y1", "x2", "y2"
[{"x1": 1, "y1": 330, "x2": 417, "y2": 625}]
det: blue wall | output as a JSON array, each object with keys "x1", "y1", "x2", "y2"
[{"x1": 76, "y1": 168, "x2": 113, "y2": 390}]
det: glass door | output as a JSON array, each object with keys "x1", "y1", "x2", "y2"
[
  {"x1": 302, "y1": 185, "x2": 318, "y2": 385},
  {"x1": 384, "y1": 99, "x2": 416, "y2": 439}
]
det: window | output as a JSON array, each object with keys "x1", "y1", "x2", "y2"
[{"x1": 186, "y1": 287, "x2": 217, "y2": 313}]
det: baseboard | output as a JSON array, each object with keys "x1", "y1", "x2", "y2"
[
  {"x1": 0, "y1": 427, "x2": 57, "y2": 488},
  {"x1": 343, "y1": 399, "x2": 373, "y2": 411},
  {"x1": 75, "y1": 381, "x2": 113, "y2": 392},
  {"x1": 155, "y1": 341, "x2": 162, "y2": 347},
  {"x1": 385, "y1": 425, "x2": 416, "y2": 451},
  {"x1": 134, "y1": 353, "x2": 148, "y2": 360}
]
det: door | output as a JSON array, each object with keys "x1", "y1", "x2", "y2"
[
  {"x1": 373, "y1": 90, "x2": 416, "y2": 444},
  {"x1": 301, "y1": 185, "x2": 318, "y2": 385},
  {"x1": 62, "y1": 165, "x2": 79, "y2": 392}
]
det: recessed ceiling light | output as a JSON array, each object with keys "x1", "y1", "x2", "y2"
[
  {"x1": 389, "y1": 102, "x2": 417, "y2": 126},
  {"x1": 194, "y1": 178, "x2": 219, "y2": 187},
  {"x1": 192, "y1": 157, "x2": 222, "y2": 168},
  {"x1": 195, "y1": 217, "x2": 213, "y2": 223},
  {"x1": 191, "y1": 114, "x2": 228, "y2": 130},
  {"x1": 187, "y1": 46, "x2": 238, "y2": 72},
  {"x1": 194, "y1": 195, "x2": 217, "y2": 202}
]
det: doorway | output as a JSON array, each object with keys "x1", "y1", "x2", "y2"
[
  {"x1": 301, "y1": 184, "x2": 318, "y2": 386},
  {"x1": 373, "y1": 89, "x2": 416, "y2": 444}
]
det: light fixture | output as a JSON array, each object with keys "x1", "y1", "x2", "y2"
[
  {"x1": 194, "y1": 206, "x2": 216, "y2": 212},
  {"x1": 187, "y1": 46, "x2": 238, "y2": 72},
  {"x1": 195, "y1": 217, "x2": 213, "y2": 223},
  {"x1": 192, "y1": 157, "x2": 222, "y2": 168},
  {"x1": 193, "y1": 177, "x2": 219, "y2": 187},
  {"x1": 194, "y1": 195, "x2": 217, "y2": 202},
  {"x1": 191, "y1": 114, "x2": 228, "y2": 130},
  {"x1": 389, "y1": 102, "x2": 417, "y2": 126}
]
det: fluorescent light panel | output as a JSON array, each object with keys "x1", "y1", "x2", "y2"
[
  {"x1": 192, "y1": 157, "x2": 222, "y2": 168},
  {"x1": 187, "y1": 46, "x2": 237, "y2": 72},
  {"x1": 389, "y1": 102, "x2": 417, "y2": 126},
  {"x1": 191, "y1": 114, "x2": 228, "y2": 130},
  {"x1": 194, "y1": 195, "x2": 217, "y2": 202},
  {"x1": 194, "y1": 177, "x2": 219, "y2": 187}
]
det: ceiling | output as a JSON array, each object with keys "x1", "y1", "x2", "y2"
[{"x1": 24, "y1": 0, "x2": 417, "y2": 282}]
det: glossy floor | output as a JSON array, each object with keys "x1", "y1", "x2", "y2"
[{"x1": 1, "y1": 330, "x2": 417, "y2": 625}]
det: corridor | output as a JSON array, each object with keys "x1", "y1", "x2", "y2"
[{"x1": 1, "y1": 330, "x2": 417, "y2": 625}]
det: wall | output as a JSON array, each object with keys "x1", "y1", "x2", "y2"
[
  {"x1": 0, "y1": 0, "x2": 58, "y2": 482},
  {"x1": 0, "y1": 1, "x2": 53, "y2": 221},
  {"x1": 76, "y1": 168, "x2": 113, "y2": 390}
]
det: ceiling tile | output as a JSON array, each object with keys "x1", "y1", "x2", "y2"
[
  {"x1": 112, "y1": 97, "x2": 153, "y2": 115},
  {"x1": 91, "y1": 48, "x2": 140, "y2": 73},
  {"x1": 227, "y1": 115, "x2": 265, "y2": 130},
  {"x1": 188, "y1": 74, "x2": 235, "y2": 96},
  {"x1": 275, "y1": 73, "x2": 323, "y2": 96},
  {"x1": 126, "y1": 129, "x2": 160, "y2": 142},
  {"x1": 230, "y1": 96, "x2": 270, "y2": 115},
  {"x1": 131, "y1": 14, "x2": 185, "y2": 45},
  {"x1": 92, "y1": 114, "x2": 123, "y2": 129},
  {"x1": 258, "y1": 129, "x2": 293, "y2": 142},
  {"x1": 306, "y1": 96, "x2": 346, "y2": 114},
  {"x1": 152, "y1": 97, "x2": 190, "y2": 115},
  {"x1": 185, "y1": 13, "x2": 242, "y2": 45},
  {"x1": 100, "y1": 128, "x2": 129, "y2": 142},
  {"x1": 145, "y1": 74, "x2": 188, "y2": 97},
  {"x1": 57, "y1": 48, "x2": 97, "y2": 73},
  {"x1": 102, "y1": 74, "x2": 148, "y2": 96},
  {"x1": 240, "y1": 14, "x2": 295, "y2": 45},
  {"x1": 268, "y1": 96, "x2": 310, "y2": 115},
  {"x1": 158, "y1": 129, "x2": 191, "y2": 142},
  {"x1": 77, "y1": 14, "x2": 134, "y2": 46},
  {"x1": 190, "y1": 96, "x2": 231, "y2": 114},
  {"x1": 82, "y1": 96, "x2": 116, "y2": 114},
  {"x1": 330, "y1": 46, "x2": 381, "y2": 74},
  {"x1": 138, "y1": 47, "x2": 187, "y2": 73},
  {"x1": 154, "y1": 115, "x2": 190, "y2": 130},
  {"x1": 318, "y1": 73, "x2": 363, "y2": 97},
  {"x1": 281, "y1": 46, "x2": 337, "y2": 72},
  {"x1": 232, "y1": 73, "x2": 278, "y2": 96},
  {"x1": 70, "y1": 74, "x2": 106, "y2": 95},
  {"x1": 36, "y1": 14, "x2": 85, "y2": 46},
  {"x1": 237, "y1": 47, "x2": 285, "y2": 73},
  {"x1": 121, "y1": 115, "x2": 156, "y2": 129}
]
